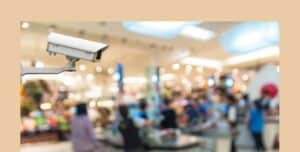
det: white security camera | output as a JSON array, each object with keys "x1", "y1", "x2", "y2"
[
  {"x1": 21, "y1": 32, "x2": 109, "y2": 76},
  {"x1": 47, "y1": 32, "x2": 108, "y2": 62}
]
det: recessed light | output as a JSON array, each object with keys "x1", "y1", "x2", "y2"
[
  {"x1": 196, "y1": 66, "x2": 203, "y2": 73},
  {"x1": 86, "y1": 74, "x2": 94, "y2": 81},
  {"x1": 242, "y1": 74, "x2": 249, "y2": 81},
  {"x1": 180, "y1": 26, "x2": 215, "y2": 41},
  {"x1": 181, "y1": 57, "x2": 222, "y2": 69},
  {"x1": 79, "y1": 64, "x2": 86, "y2": 71},
  {"x1": 172, "y1": 64, "x2": 180, "y2": 70},
  {"x1": 107, "y1": 68, "x2": 114, "y2": 74},
  {"x1": 185, "y1": 65, "x2": 193, "y2": 74},
  {"x1": 34, "y1": 61, "x2": 44, "y2": 68},
  {"x1": 96, "y1": 66, "x2": 102, "y2": 73},
  {"x1": 21, "y1": 22, "x2": 30, "y2": 29}
]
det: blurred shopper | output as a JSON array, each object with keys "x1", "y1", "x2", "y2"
[
  {"x1": 134, "y1": 99, "x2": 152, "y2": 127},
  {"x1": 249, "y1": 101, "x2": 266, "y2": 151},
  {"x1": 118, "y1": 105, "x2": 143, "y2": 152},
  {"x1": 257, "y1": 90, "x2": 271, "y2": 111},
  {"x1": 226, "y1": 94, "x2": 239, "y2": 152},
  {"x1": 160, "y1": 97, "x2": 178, "y2": 129},
  {"x1": 71, "y1": 103, "x2": 104, "y2": 152},
  {"x1": 198, "y1": 95, "x2": 213, "y2": 122},
  {"x1": 184, "y1": 96, "x2": 199, "y2": 125},
  {"x1": 238, "y1": 93, "x2": 251, "y2": 118}
]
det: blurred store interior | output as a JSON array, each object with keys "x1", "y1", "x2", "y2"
[{"x1": 20, "y1": 21, "x2": 279, "y2": 152}]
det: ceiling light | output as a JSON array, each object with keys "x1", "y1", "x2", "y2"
[
  {"x1": 40, "y1": 102, "x2": 52, "y2": 110},
  {"x1": 89, "y1": 101, "x2": 96, "y2": 108},
  {"x1": 223, "y1": 46, "x2": 279, "y2": 65},
  {"x1": 34, "y1": 61, "x2": 44, "y2": 68},
  {"x1": 21, "y1": 22, "x2": 30, "y2": 29},
  {"x1": 196, "y1": 66, "x2": 203, "y2": 73},
  {"x1": 181, "y1": 57, "x2": 222, "y2": 69},
  {"x1": 161, "y1": 73, "x2": 175, "y2": 81},
  {"x1": 96, "y1": 66, "x2": 102, "y2": 73},
  {"x1": 97, "y1": 100, "x2": 114, "y2": 108},
  {"x1": 86, "y1": 74, "x2": 94, "y2": 81},
  {"x1": 79, "y1": 64, "x2": 86, "y2": 71},
  {"x1": 107, "y1": 68, "x2": 114, "y2": 74},
  {"x1": 124, "y1": 76, "x2": 147, "y2": 84},
  {"x1": 85, "y1": 86, "x2": 102, "y2": 98},
  {"x1": 221, "y1": 22, "x2": 279, "y2": 54},
  {"x1": 113, "y1": 73, "x2": 120, "y2": 81},
  {"x1": 123, "y1": 21, "x2": 199, "y2": 39},
  {"x1": 180, "y1": 26, "x2": 215, "y2": 41},
  {"x1": 242, "y1": 74, "x2": 249, "y2": 81},
  {"x1": 185, "y1": 65, "x2": 193, "y2": 74},
  {"x1": 181, "y1": 78, "x2": 190, "y2": 85},
  {"x1": 232, "y1": 68, "x2": 239, "y2": 75},
  {"x1": 172, "y1": 63, "x2": 180, "y2": 70}
]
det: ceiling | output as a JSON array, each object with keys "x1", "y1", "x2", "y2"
[{"x1": 20, "y1": 21, "x2": 279, "y2": 78}]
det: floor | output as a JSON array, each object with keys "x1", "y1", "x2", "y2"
[{"x1": 20, "y1": 141, "x2": 278, "y2": 152}]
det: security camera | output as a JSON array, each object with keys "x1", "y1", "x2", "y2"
[
  {"x1": 21, "y1": 32, "x2": 109, "y2": 76},
  {"x1": 47, "y1": 32, "x2": 108, "y2": 62}
]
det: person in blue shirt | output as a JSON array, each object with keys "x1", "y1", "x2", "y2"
[{"x1": 249, "y1": 100, "x2": 266, "y2": 151}]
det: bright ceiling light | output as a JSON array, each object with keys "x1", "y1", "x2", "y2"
[
  {"x1": 180, "y1": 26, "x2": 215, "y2": 41},
  {"x1": 232, "y1": 68, "x2": 239, "y2": 75},
  {"x1": 86, "y1": 74, "x2": 94, "y2": 81},
  {"x1": 97, "y1": 100, "x2": 114, "y2": 108},
  {"x1": 113, "y1": 73, "x2": 120, "y2": 81},
  {"x1": 196, "y1": 66, "x2": 203, "y2": 73},
  {"x1": 96, "y1": 66, "x2": 102, "y2": 73},
  {"x1": 242, "y1": 74, "x2": 249, "y2": 81},
  {"x1": 85, "y1": 86, "x2": 102, "y2": 98},
  {"x1": 185, "y1": 65, "x2": 193, "y2": 74},
  {"x1": 21, "y1": 22, "x2": 30, "y2": 29},
  {"x1": 223, "y1": 46, "x2": 279, "y2": 65},
  {"x1": 107, "y1": 68, "x2": 114, "y2": 74},
  {"x1": 181, "y1": 57, "x2": 222, "y2": 69},
  {"x1": 181, "y1": 77, "x2": 190, "y2": 85},
  {"x1": 79, "y1": 64, "x2": 86, "y2": 71},
  {"x1": 40, "y1": 102, "x2": 52, "y2": 110},
  {"x1": 89, "y1": 101, "x2": 96, "y2": 108},
  {"x1": 172, "y1": 63, "x2": 180, "y2": 70},
  {"x1": 124, "y1": 76, "x2": 147, "y2": 84},
  {"x1": 123, "y1": 21, "x2": 199, "y2": 39},
  {"x1": 34, "y1": 61, "x2": 44, "y2": 68},
  {"x1": 161, "y1": 73, "x2": 175, "y2": 81},
  {"x1": 221, "y1": 22, "x2": 279, "y2": 54}
]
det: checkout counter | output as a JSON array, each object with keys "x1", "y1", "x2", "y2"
[{"x1": 96, "y1": 128, "x2": 212, "y2": 152}]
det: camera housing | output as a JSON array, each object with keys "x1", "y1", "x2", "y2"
[
  {"x1": 21, "y1": 32, "x2": 109, "y2": 76},
  {"x1": 47, "y1": 32, "x2": 108, "y2": 62}
]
